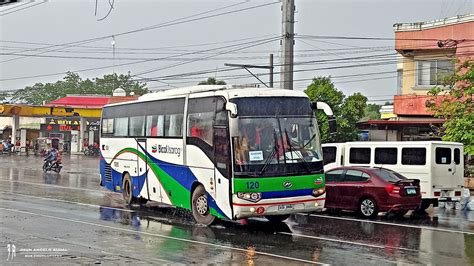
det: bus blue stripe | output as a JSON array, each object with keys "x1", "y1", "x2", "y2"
[{"x1": 261, "y1": 189, "x2": 314, "y2": 199}]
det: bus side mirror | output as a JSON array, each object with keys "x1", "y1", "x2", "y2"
[
  {"x1": 311, "y1": 101, "x2": 336, "y2": 134},
  {"x1": 226, "y1": 103, "x2": 238, "y2": 118}
]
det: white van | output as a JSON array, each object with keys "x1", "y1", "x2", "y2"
[{"x1": 322, "y1": 141, "x2": 465, "y2": 210}]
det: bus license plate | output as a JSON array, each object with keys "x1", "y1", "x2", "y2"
[
  {"x1": 278, "y1": 204, "x2": 294, "y2": 211},
  {"x1": 406, "y1": 188, "x2": 416, "y2": 195}
]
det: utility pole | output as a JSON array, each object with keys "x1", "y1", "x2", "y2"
[
  {"x1": 280, "y1": 0, "x2": 295, "y2": 90},
  {"x1": 269, "y1": 54, "x2": 274, "y2": 88}
]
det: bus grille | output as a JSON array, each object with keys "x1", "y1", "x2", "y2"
[{"x1": 104, "y1": 163, "x2": 112, "y2": 183}]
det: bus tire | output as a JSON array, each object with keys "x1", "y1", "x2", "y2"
[
  {"x1": 122, "y1": 173, "x2": 136, "y2": 205},
  {"x1": 191, "y1": 185, "x2": 215, "y2": 226},
  {"x1": 359, "y1": 197, "x2": 378, "y2": 218},
  {"x1": 265, "y1": 214, "x2": 290, "y2": 223}
]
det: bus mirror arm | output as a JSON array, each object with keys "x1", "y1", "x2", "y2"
[
  {"x1": 311, "y1": 102, "x2": 336, "y2": 134},
  {"x1": 226, "y1": 103, "x2": 238, "y2": 118}
]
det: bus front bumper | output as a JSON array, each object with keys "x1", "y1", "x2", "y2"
[{"x1": 232, "y1": 196, "x2": 326, "y2": 219}]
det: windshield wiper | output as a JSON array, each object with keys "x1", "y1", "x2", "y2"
[
  {"x1": 284, "y1": 129, "x2": 312, "y2": 174},
  {"x1": 303, "y1": 133, "x2": 316, "y2": 149},
  {"x1": 258, "y1": 129, "x2": 279, "y2": 176}
]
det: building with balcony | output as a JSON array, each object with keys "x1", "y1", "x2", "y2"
[{"x1": 358, "y1": 14, "x2": 473, "y2": 141}]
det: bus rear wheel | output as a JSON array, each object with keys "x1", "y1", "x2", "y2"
[
  {"x1": 122, "y1": 173, "x2": 136, "y2": 205},
  {"x1": 191, "y1": 185, "x2": 215, "y2": 226}
]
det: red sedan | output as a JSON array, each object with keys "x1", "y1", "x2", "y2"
[{"x1": 324, "y1": 167, "x2": 421, "y2": 218}]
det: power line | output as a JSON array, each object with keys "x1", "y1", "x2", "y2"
[
  {"x1": 0, "y1": 1, "x2": 279, "y2": 63},
  {"x1": 0, "y1": 1, "x2": 31, "y2": 13},
  {"x1": 0, "y1": 1, "x2": 46, "y2": 17}
]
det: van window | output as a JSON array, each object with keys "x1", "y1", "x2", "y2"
[
  {"x1": 325, "y1": 169, "x2": 344, "y2": 182},
  {"x1": 345, "y1": 170, "x2": 370, "y2": 182},
  {"x1": 401, "y1": 148, "x2": 426, "y2": 165},
  {"x1": 375, "y1": 148, "x2": 397, "y2": 165},
  {"x1": 436, "y1": 148, "x2": 451, "y2": 164},
  {"x1": 349, "y1": 148, "x2": 370, "y2": 164},
  {"x1": 454, "y1": 148, "x2": 461, "y2": 165},
  {"x1": 323, "y1": 146, "x2": 337, "y2": 165}
]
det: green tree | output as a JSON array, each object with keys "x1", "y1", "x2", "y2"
[
  {"x1": 198, "y1": 77, "x2": 226, "y2": 85},
  {"x1": 12, "y1": 72, "x2": 148, "y2": 105},
  {"x1": 304, "y1": 76, "x2": 368, "y2": 143},
  {"x1": 363, "y1": 103, "x2": 381, "y2": 120},
  {"x1": 427, "y1": 60, "x2": 474, "y2": 154}
]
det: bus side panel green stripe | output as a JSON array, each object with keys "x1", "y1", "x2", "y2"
[
  {"x1": 114, "y1": 147, "x2": 191, "y2": 210},
  {"x1": 233, "y1": 174, "x2": 325, "y2": 193}
]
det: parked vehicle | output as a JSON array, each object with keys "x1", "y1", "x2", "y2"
[
  {"x1": 83, "y1": 145, "x2": 100, "y2": 156},
  {"x1": 322, "y1": 141, "x2": 464, "y2": 210},
  {"x1": 325, "y1": 167, "x2": 421, "y2": 218}
]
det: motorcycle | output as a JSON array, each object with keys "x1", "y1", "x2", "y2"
[
  {"x1": 84, "y1": 145, "x2": 100, "y2": 156},
  {"x1": 43, "y1": 150, "x2": 62, "y2": 173},
  {"x1": 43, "y1": 158, "x2": 62, "y2": 173}
]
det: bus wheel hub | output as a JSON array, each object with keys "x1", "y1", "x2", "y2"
[{"x1": 196, "y1": 195, "x2": 208, "y2": 215}]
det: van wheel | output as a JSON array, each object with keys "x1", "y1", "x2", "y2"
[
  {"x1": 265, "y1": 215, "x2": 290, "y2": 223},
  {"x1": 395, "y1": 210, "x2": 409, "y2": 217},
  {"x1": 122, "y1": 173, "x2": 137, "y2": 205},
  {"x1": 419, "y1": 200, "x2": 431, "y2": 211},
  {"x1": 191, "y1": 185, "x2": 215, "y2": 226},
  {"x1": 359, "y1": 198, "x2": 378, "y2": 218}
]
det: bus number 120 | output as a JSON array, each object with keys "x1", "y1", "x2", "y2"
[{"x1": 246, "y1": 181, "x2": 260, "y2": 189}]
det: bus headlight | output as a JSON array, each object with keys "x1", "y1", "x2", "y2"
[
  {"x1": 312, "y1": 188, "x2": 325, "y2": 197},
  {"x1": 237, "y1": 192, "x2": 262, "y2": 203}
]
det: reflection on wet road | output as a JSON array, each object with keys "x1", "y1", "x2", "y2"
[{"x1": 1, "y1": 155, "x2": 473, "y2": 265}]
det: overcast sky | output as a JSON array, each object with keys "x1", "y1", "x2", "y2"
[{"x1": 0, "y1": 0, "x2": 472, "y2": 103}]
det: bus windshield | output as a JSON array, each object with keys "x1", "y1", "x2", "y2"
[{"x1": 233, "y1": 116, "x2": 322, "y2": 176}]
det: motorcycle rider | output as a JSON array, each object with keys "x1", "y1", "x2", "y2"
[{"x1": 45, "y1": 145, "x2": 59, "y2": 168}]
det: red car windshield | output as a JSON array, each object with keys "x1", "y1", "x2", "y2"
[{"x1": 371, "y1": 168, "x2": 406, "y2": 183}]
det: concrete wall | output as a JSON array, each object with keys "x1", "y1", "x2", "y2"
[{"x1": 368, "y1": 129, "x2": 399, "y2": 141}]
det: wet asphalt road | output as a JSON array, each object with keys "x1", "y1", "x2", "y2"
[{"x1": 1, "y1": 154, "x2": 473, "y2": 265}]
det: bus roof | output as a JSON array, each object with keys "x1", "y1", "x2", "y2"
[{"x1": 105, "y1": 85, "x2": 308, "y2": 108}]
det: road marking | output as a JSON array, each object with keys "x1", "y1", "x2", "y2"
[
  {"x1": 0, "y1": 179, "x2": 101, "y2": 193},
  {"x1": 278, "y1": 232, "x2": 419, "y2": 252},
  {"x1": 301, "y1": 213, "x2": 474, "y2": 235},
  {"x1": 0, "y1": 191, "x2": 135, "y2": 213},
  {"x1": 0, "y1": 207, "x2": 326, "y2": 265}
]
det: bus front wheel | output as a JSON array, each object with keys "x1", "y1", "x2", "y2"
[
  {"x1": 191, "y1": 185, "x2": 215, "y2": 226},
  {"x1": 122, "y1": 173, "x2": 137, "y2": 205}
]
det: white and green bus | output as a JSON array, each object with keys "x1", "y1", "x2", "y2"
[{"x1": 99, "y1": 85, "x2": 332, "y2": 225}]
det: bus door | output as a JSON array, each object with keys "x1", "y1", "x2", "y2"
[
  {"x1": 137, "y1": 138, "x2": 150, "y2": 201},
  {"x1": 213, "y1": 126, "x2": 232, "y2": 218}
]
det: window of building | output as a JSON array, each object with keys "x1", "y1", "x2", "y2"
[
  {"x1": 435, "y1": 147, "x2": 451, "y2": 165},
  {"x1": 401, "y1": 148, "x2": 426, "y2": 165},
  {"x1": 323, "y1": 146, "x2": 337, "y2": 165},
  {"x1": 416, "y1": 59, "x2": 454, "y2": 86},
  {"x1": 397, "y1": 69, "x2": 403, "y2": 95},
  {"x1": 375, "y1": 148, "x2": 397, "y2": 165},
  {"x1": 325, "y1": 169, "x2": 344, "y2": 182},
  {"x1": 349, "y1": 148, "x2": 371, "y2": 164},
  {"x1": 114, "y1": 117, "x2": 129, "y2": 137},
  {"x1": 454, "y1": 148, "x2": 461, "y2": 165},
  {"x1": 129, "y1": 116, "x2": 145, "y2": 136}
]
